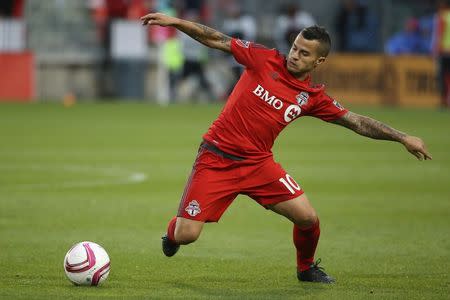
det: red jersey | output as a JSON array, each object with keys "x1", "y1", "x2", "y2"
[{"x1": 203, "y1": 38, "x2": 348, "y2": 160}]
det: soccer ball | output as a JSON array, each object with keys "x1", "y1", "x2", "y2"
[{"x1": 63, "y1": 241, "x2": 111, "y2": 286}]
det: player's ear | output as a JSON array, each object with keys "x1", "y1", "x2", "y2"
[{"x1": 315, "y1": 57, "x2": 326, "y2": 66}]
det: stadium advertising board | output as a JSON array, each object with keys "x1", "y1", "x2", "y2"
[{"x1": 314, "y1": 54, "x2": 439, "y2": 108}]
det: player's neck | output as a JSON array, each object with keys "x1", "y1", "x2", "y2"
[{"x1": 288, "y1": 70, "x2": 310, "y2": 82}]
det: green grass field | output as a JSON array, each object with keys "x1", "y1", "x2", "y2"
[{"x1": 0, "y1": 102, "x2": 449, "y2": 299}]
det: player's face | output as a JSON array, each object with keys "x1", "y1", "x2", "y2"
[{"x1": 286, "y1": 34, "x2": 326, "y2": 79}]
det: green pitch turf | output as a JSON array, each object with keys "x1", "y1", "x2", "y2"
[{"x1": 0, "y1": 102, "x2": 449, "y2": 299}]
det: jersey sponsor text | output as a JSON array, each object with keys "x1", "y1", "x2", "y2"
[{"x1": 252, "y1": 84, "x2": 284, "y2": 110}]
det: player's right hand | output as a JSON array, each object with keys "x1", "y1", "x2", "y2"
[{"x1": 140, "y1": 12, "x2": 178, "y2": 27}]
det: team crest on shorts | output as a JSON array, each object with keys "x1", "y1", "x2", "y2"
[
  {"x1": 236, "y1": 39, "x2": 250, "y2": 48},
  {"x1": 185, "y1": 200, "x2": 201, "y2": 217},
  {"x1": 296, "y1": 92, "x2": 309, "y2": 106}
]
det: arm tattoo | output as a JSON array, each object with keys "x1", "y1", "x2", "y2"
[
  {"x1": 333, "y1": 111, "x2": 406, "y2": 142},
  {"x1": 176, "y1": 21, "x2": 231, "y2": 52},
  {"x1": 190, "y1": 23, "x2": 214, "y2": 43},
  {"x1": 220, "y1": 33, "x2": 232, "y2": 45}
]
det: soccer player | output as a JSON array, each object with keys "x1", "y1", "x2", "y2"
[{"x1": 141, "y1": 12, "x2": 432, "y2": 283}]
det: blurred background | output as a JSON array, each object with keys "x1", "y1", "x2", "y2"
[{"x1": 1, "y1": 0, "x2": 449, "y2": 108}]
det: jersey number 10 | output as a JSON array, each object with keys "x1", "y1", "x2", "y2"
[{"x1": 279, "y1": 174, "x2": 301, "y2": 194}]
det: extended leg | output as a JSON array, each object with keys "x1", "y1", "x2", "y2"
[{"x1": 269, "y1": 194, "x2": 334, "y2": 283}]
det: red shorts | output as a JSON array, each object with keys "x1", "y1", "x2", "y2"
[{"x1": 177, "y1": 143, "x2": 304, "y2": 222}]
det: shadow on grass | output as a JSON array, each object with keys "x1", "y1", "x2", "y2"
[{"x1": 165, "y1": 278, "x2": 331, "y2": 299}]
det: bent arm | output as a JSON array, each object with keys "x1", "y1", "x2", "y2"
[
  {"x1": 141, "y1": 12, "x2": 231, "y2": 53},
  {"x1": 332, "y1": 111, "x2": 432, "y2": 160}
]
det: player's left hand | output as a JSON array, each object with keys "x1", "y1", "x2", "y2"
[{"x1": 401, "y1": 135, "x2": 432, "y2": 161}]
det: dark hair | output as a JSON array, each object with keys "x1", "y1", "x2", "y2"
[{"x1": 300, "y1": 26, "x2": 331, "y2": 57}]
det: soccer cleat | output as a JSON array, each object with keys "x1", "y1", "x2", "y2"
[
  {"x1": 161, "y1": 234, "x2": 180, "y2": 257},
  {"x1": 297, "y1": 259, "x2": 335, "y2": 284}
]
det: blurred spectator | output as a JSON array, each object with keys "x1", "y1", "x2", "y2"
[
  {"x1": 89, "y1": 0, "x2": 151, "y2": 98},
  {"x1": 90, "y1": 0, "x2": 149, "y2": 50},
  {"x1": 419, "y1": 14, "x2": 435, "y2": 54},
  {"x1": 179, "y1": 10, "x2": 214, "y2": 102},
  {"x1": 89, "y1": 0, "x2": 127, "y2": 97},
  {"x1": 222, "y1": 2, "x2": 256, "y2": 48},
  {"x1": 0, "y1": 0, "x2": 24, "y2": 18},
  {"x1": 222, "y1": 1, "x2": 256, "y2": 99},
  {"x1": 385, "y1": 17, "x2": 430, "y2": 55},
  {"x1": 335, "y1": 0, "x2": 379, "y2": 52},
  {"x1": 162, "y1": 30, "x2": 184, "y2": 102},
  {"x1": 433, "y1": 0, "x2": 450, "y2": 107},
  {"x1": 176, "y1": 0, "x2": 210, "y2": 23},
  {"x1": 0, "y1": 1, "x2": 14, "y2": 17},
  {"x1": 0, "y1": 0, "x2": 25, "y2": 52},
  {"x1": 148, "y1": 3, "x2": 183, "y2": 103},
  {"x1": 273, "y1": 2, "x2": 316, "y2": 55},
  {"x1": 127, "y1": 0, "x2": 148, "y2": 19}
]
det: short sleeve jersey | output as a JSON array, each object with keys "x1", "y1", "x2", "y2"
[{"x1": 202, "y1": 38, "x2": 348, "y2": 160}]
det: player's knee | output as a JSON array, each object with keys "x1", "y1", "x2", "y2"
[
  {"x1": 307, "y1": 212, "x2": 319, "y2": 227},
  {"x1": 296, "y1": 211, "x2": 318, "y2": 229}
]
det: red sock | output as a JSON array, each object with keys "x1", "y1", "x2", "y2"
[
  {"x1": 166, "y1": 217, "x2": 177, "y2": 243},
  {"x1": 293, "y1": 220, "x2": 320, "y2": 272}
]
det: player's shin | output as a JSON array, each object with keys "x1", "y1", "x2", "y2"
[
  {"x1": 293, "y1": 220, "x2": 320, "y2": 271},
  {"x1": 161, "y1": 216, "x2": 181, "y2": 257},
  {"x1": 166, "y1": 216, "x2": 177, "y2": 243}
]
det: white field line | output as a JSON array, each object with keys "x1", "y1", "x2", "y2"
[{"x1": 0, "y1": 164, "x2": 147, "y2": 191}]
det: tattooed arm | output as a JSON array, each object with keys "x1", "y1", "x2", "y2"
[
  {"x1": 141, "y1": 13, "x2": 232, "y2": 53},
  {"x1": 332, "y1": 111, "x2": 432, "y2": 161}
]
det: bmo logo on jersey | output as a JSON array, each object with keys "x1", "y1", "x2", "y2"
[
  {"x1": 253, "y1": 84, "x2": 284, "y2": 110},
  {"x1": 252, "y1": 84, "x2": 302, "y2": 122}
]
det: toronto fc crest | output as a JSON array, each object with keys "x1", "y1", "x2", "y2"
[
  {"x1": 236, "y1": 39, "x2": 250, "y2": 48},
  {"x1": 296, "y1": 92, "x2": 309, "y2": 106},
  {"x1": 185, "y1": 200, "x2": 201, "y2": 217}
]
